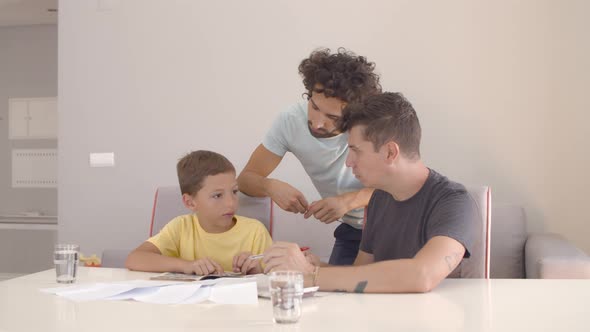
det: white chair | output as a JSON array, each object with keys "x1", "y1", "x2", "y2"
[
  {"x1": 149, "y1": 186, "x2": 273, "y2": 236},
  {"x1": 101, "y1": 186, "x2": 273, "y2": 268},
  {"x1": 462, "y1": 186, "x2": 492, "y2": 279},
  {"x1": 491, "y1": 204, "x2": 590, "y2": 279},
  {"x1": 414, "y1": 186, "x2": 589, "y2": 279}
]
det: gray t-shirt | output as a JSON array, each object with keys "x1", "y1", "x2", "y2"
[
  {"x1": 262, "y1": 101, "x2": 364, "y2": 229},
  {"x1": 360, "y1": 169, "x2": 477, "y2": 277}
]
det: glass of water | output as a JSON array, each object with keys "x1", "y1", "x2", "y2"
[
  {"x1": 53, "y1": 244, "x2": 79, "y2": 284},
  {"x1": 269, "y1": 271, "x2": 304, "y2": 324}
]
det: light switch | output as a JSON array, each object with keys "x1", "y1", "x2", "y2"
[{"x1": 89, "y1": 152, "x2": 115, "y2": 167}]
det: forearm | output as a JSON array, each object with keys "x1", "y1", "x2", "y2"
[
  {"x1": 237, "y1": 170, "x2": 274, "y2": 197},
  {"x1": 340, "y1": 188, "x2": 374, "y2": 211},
  {"x1": 309, "y1": 259, "x2": 433, "y2": 293},
  {"x1": 125, "y1": 251, "x2": 188, "y2": 273}
]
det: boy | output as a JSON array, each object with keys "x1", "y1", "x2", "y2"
[{"x1": 126, "y1": 150, "x2": 272, "y2": 275}]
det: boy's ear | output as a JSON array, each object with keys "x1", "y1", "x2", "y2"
[{"x1": 182, "y1": 193, "x2": 198, "y2": 211}]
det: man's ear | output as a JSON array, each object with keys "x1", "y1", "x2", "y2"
[
  {"x1": 182, "y1": 193, "x2": 197, "y2": 211},
  {"x1": 384, "y1": 141, "x2": 400, "y2": 163}
]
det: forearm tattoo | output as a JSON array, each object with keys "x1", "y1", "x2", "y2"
[
  {"x1": 353, "y1": 280, "x2": 368, "y2": 293},
  {"x1": 444, "y1": 252, "x2": 463, "y2": 272}
]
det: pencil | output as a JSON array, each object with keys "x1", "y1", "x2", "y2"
[{"x1": 247, "y1": 246, "x2": 310, "y2": 260}]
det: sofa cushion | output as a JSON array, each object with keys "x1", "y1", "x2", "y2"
[
  {"x1": 538, "y1": 257, "x2": 590, "y2": 279},
  {"x1": 525, "y1": 233, "x2": 588, "y2": 278}
]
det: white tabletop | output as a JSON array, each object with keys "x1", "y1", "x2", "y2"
[{"x1": 0, "y1": 267, "x2": 589, "y2": 332}]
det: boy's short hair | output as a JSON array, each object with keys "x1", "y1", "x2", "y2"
[{"x1": 176, "y1": 150, "x2": 236, "y2": 196}]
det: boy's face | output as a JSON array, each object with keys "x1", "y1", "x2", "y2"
[{"x1": 183, "y1": 172, "x2": 239, "y2": 223}]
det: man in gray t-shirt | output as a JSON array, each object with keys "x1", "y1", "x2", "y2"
[
  {"x1": 363, "y1": 168, "x2": 476, "y2": 278},
  {"x1": 262, "y1": 92, "x2": 479, "y2": 293}
]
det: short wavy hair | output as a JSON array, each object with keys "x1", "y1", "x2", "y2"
[
  {"x1": 177, "y1": 150, "x2": 235, "y2": 196},
  {"x1": 340, "y1": 92, "x2": 421, "y2": 160},
  {"x1": 298, "y1": 48, "x2": 382, "y2": 103}
]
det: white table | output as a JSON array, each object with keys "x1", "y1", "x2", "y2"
[{"x1": 0, "y1": 267, "x2": 589, "y2": 332}]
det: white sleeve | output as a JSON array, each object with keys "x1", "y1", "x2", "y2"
[{"x1": 262, "y1": 110, "x2": 291, "y2": 157}]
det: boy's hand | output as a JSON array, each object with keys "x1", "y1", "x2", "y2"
[
  {"x1": 232, "y1": 251, "x2": 263, "y2": 275},
  {"x1": 184, "y1": 257, "x2": 224, "y2": 275}
]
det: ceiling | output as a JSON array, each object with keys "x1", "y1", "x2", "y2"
[{"x1": 0, "y1": 0, "x2": 57, "y2": 27}]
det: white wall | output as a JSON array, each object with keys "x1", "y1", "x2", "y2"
[
  {"x1": 58, "y1": 0, "x2": 590, "y2": 258},
  {"x1": 0, "y1": 25, "x2": 57, "y2": 216}
]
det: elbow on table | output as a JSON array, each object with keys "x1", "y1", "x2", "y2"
[
  {"x1": 413, "y1": 280, "x2": 435, "y2": 293},
  {"x1": 412, "y1": 267, "x2": 440, "y2": 293},
  {"x1": 124, "y1": 254, "x2": 137, "y2": 271}
]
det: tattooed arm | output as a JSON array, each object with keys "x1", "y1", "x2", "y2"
[
  {"x1": 353, "y1": 249, "x2": 374, "y2": 266},
  {"x1": 312, "y1": 236, "x2": 465, "y2": 293},
  {"x1": 263, "y1": 237, "x2": 465, "y2": 293}
]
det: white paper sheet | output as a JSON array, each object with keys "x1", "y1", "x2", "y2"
[
  {"x1": 63, "y1": 284, "x2": 139, "y2": 302},
  {"x1": 133, "y1": 283, "x2": 203, "y2": 304},
  {"x1": 41, "y1": 277, "x2": 260, "y2": 304},
  {"x1": 209, "y1": 281, "x2": 258, "y2": 304},
  {"x1": 41, "y1": 280, "x2": 183, "y2": 296},
  {"x1": 180, "y1": 285, "x2": 212, "y2": 304},
  {"x1": 257, "y1": 286, "x2": 320, "y2": 299},
  {"x1": 104, "y1": 287, "x2": 160, "y2": 301}
]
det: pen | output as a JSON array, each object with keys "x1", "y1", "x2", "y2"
[{"x1": 248, "y1": 246, "x2": 310, "y2": 260}]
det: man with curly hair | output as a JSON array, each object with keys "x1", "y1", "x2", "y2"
[{"x1": 238, "y1": 48, "x2": 382, "y2": 265}]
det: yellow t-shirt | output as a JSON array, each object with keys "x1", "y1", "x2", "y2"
[{"x1": 147, "y1": 214, "x2": 272, "y2": 272}]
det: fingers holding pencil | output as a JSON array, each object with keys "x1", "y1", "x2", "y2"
[{"x1": 261, "y1": 242, "x2": 315, "y2": 274}]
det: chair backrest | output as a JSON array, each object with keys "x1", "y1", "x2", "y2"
[
  {"x1": 149, "y1": 186, "x2": 274, "y2": 237},
  {"x1": 490, "y1": 204, "x2": 527, "y2": 278},
  {"x1": 461, "y1": 186, "x2": 492, "y2": 279}
]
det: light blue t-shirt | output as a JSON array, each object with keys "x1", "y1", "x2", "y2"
[{"x1": 263, "y1": 100, "x2": 364, "y2": 229}]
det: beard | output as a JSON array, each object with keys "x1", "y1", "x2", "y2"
[{"x1": 307, "y1": 122, "x2": 340, "y2": 138}]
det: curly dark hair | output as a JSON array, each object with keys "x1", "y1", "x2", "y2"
[{"x1": 298, "y1": 48, "x2": 382, "y2": 103}]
